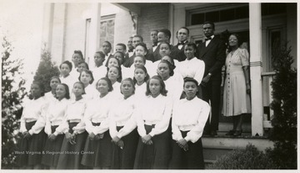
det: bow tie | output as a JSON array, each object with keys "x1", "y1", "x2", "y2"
[
  {"x1": 205, "y1": 37, "x2": 212, "y2": 41},
  {"x1": 152, "y1": 44, "x2": 157, "y2": 47},
  {"x1": 178, "y1": 42, "x2": 185, "y2": 45}
]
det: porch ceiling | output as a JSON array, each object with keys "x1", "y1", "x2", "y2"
[{"x1": 114, "y1": 3, "x2": 170, "y2": 15}]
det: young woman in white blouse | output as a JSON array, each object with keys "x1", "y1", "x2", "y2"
[
  {"x1": 16, "y1": 81, "x2": 48, "y2": 169},
  {"x1": 81, "y1": 77, "x2": 114, "y2": 169},
  {"x1": 134, "y1": 75, "x2": 172, "y2": 169},
  {"x1": 56, "y1": 82, "x2": 87, "y2": 169},
  {"x1": 177, "y1": 42, "x2": 205, "y2": 98},
  {"x1": 44, "y1": 76, "x2": 61, "y2": 102},
  {"x1": 109, "y1": 78, "x2": 139, "y2": 169},
  {"x1": 157, "y1": 59, "x2": 183, "y2": 101},
  {"x1": 133, "y1": 65, "x2": 150, "y2": 99},
  {"x1": 169, "y1": 77, "x2": 210, "y2": 169},
  {"x1": 78, "y1": 69, "x2": 98, "y2": 100},
  {"x1": 42, "y1": 83, "x2": 70, "y2": 169}
]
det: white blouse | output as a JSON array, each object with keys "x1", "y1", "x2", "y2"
[
  {"x1": 92, "y1": 66, "x2": 107, "y2": 83},
  {"x1": 60, "y1": 75, "x2": 77, "y2": 94},
  {"x1": 109, "y1": 95, "x2": 137, "y2": 139},
  {"x1": 177, "y1": 57, "x2": 205, "y2": 84},
  {"x1": 134, "y1": 82, "x2": 147, "y2": 99},
  {"x1": 84, "y1": 93, "x2": 114, "y2": 135},
  {"x1": 172, "y1": 97, "x2": 210, "y2": 143},
  {"x1": 44, "y1": 98, "x2": 70, "y2": 135},
  {"x1": 136, "y1": 94, "x2": 172, "y2": 137},
  {"x1": 44, "y1": 91, "x2": 56, "y2": 103},
  {"x1": 20, "y1": 96, "x2": 48, "y2": 135},
  {"x1": 111, "y1": 82, "x2": 122, "y2": 99},
  {"x1": 83, "y1": 84, "x2": 99, "y2": 100},
  {"x1": 55, "y1": 98, "x2": 86, "y2": 134},
  {"x1": 164, "y1": 75, "x2": 184, "y2": 101}
]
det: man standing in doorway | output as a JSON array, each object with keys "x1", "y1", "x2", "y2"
[
  {"x1": 197, "y1": 21, "x2": 226, "y2": 136},
  {"x1": 175, "y1": 27, "x2": 190, "y2": 61}
]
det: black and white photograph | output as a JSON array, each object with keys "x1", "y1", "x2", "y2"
[{"x1": 1, "y1": 0, "x2": 298, "y2": 171}]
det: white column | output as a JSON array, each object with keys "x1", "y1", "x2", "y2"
[
  {"x1": 41, "y1": 3, "x2": 54, "y2": 53},
  {"x1": 51, "y1": 3, "x2": 67, "y2": 63},
  {"x1": 249, "y1": 3, "x2": 264, "y2": 136},
  {"x1": 88, "y1": 3, "x2": 101, "y2": 66}
]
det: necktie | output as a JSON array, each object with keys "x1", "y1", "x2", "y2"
[{"x1": 205, "y1": 37, "x2": 212, "y2": 41}]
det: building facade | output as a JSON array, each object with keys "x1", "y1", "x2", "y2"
[{"x1": 42, "y1": 3, "x2": 297, "y2": 138}]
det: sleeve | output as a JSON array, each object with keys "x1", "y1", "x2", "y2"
[
  {"x1": 148, "y1": 98, "x2": 172, "y2": 137},
  {"x1": 135, "y1": 105, "x2": 147, "y2": 137},
  {"x1": 184, "y1": 102, "x2": 210, "y2": 143},
  {"x1": 83, "y1": 102, "x2": 95, "y2": 134},
  {"x1": 208, "y1": 39, "x2": 226, "y2": 76},
  {"x1": 44, "y1": 115, "x2": 52, "y2": 135},
  {"x1": 93, "y1": 103, "x2": 111, "y2": 135},
  {"x1": 117, "y1": 113, "x2": 137, "y2": 139},
  {"x1": 171, "y1": 102, "x2": 184, "y2": 141},
  {"x1": 73, "y1": 103, "x2": 87, "y2": 134},
  {"x1": 53, "y1": 104, "x2": 69, "y2": 135},
  {"x1": 93, "y1": 117, "x2": 110, "y2": 135},
  {"x1": 28, "y1": 102, "x2": 47, "y2": 135},
  {"x1": 53, "y1": 120, "x2": 69, "y2": 135},
  {"x1": 19, "y1": 115, "x2": 27, "y2": 133},
  {"x1": 194, "y1": 60, "x2": 205, "y2": 84},
  {"x1": 109, "y1": 111, "x2": 118, "y2": 139},
  {"x1": 240, "y1": 49, "x2": 250, "y2": 66}
]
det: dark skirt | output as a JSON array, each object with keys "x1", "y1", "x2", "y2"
[
  {"x1": 56, "y1": 122, "x2": 88, "y2": 169},
  {"x1": 111, "y1": 126, "x2": 139, "y2": 169},
  {"x1": 81, "y1": 123, "x2": 112, "y2": 168},
  {"x1": 168, "y1": 130, "x2": 205, "y2": 169},
  {"x1": 16, "y1": 121, "x2": 47, "y2": 167},
  {"x1": 134, "y1": 124, "x2": 171, "y2": 169},
  {"x1": 41, "y1": 125, "x2": 64, "y2": 167}
]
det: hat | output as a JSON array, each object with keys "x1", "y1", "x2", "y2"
[{"x1": 184, "y1": 77, "x2": 198, "y2": 86}]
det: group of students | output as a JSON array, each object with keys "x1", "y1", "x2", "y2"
[{"x1": 17, "y1": 39, "x2": 210, "y2": 169}]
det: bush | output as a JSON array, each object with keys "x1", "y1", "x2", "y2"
[
  {"x1": 208, "y1": 144, "x2": 277, "y2": 169},
  {"x1": 33, "y1": 48, "x2": 60, "y2": 93},
  {"x1": 268, "y1": 42, "x2": 297, "y2": 168},
  {"x1": 1, "y1": 37, "x2": 25, "y2": 168}
]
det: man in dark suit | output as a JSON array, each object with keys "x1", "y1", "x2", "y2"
[
  {"x1": 197, "y1": 21, "x2": 226, "y2": 136},
  {"x1": 150, "y1": 29, "x2": 179, "y2": 62},
  {"x1": 147, "y1": 30, "x2": 158, "y2": 62},
  {"x1": 174, "y1": 27, "x2": 189, "y2": 62}
]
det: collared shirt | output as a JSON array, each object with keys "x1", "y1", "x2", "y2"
[
  {"x1": 205, "y1": 35, "x2": 215, "y2": 47},
  {"x1": 84, "y1": 92, "x2": 114, "y2": 135},
  {"x1": 177, "y1": 57, "x2": 205, "y2": 84},
  {"x1": 55, "y1": 98, "x2": 87, "y2": 134},
  {"x1": 172, "y1": 97, "x2": 210, "y2": 143},
  {"x1": 92, "y1": 65, "x2": 107, "y2": 82},
  {"x1": 136, "y1": 94, "x2": 172, "y2": 137},
  {"x1": 109, "y1": 95, "x2": 137, "y2": 139},
  {"x1": 44, "y1": 98, "x2": 70, "y2": 135},
  {"x1": 83, "y1": 84, "x2": 99, "y2": 100},
  {"x1": 177, "y1": 40, "x2": 188, "y2": 50},
  {"x1": 20, "y1": 96, "x2": 48, "y2": 134}
]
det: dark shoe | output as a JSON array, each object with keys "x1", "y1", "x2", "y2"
[
  {"x1": 233, "y1": 130, "x2": 242, "y2": 137},
  {"x1": 226, "y1": 130, "x2": 235, "y2": 136},
  {"x1": 210, "y1": 130, "x2": 217, "y2": 136}
]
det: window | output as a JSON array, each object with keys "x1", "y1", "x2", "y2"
[
  {"x1": 187, "y1": 4, "x2": 249, "y2": 26},
  {"x1": 100, "y1": 14, "x2": 115, "y2": 52}
]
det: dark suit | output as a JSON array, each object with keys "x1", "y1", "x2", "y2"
[
  {"x1": 197, "y1": 35, "x2": 226, "y2": 132},
  {"x1": 173, "y1": 40, "x2": 188, "y2": 62},
  {"x1": 149, "y1": 43, "x2": 180, "y2": 62}
]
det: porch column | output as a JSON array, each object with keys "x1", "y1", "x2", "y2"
[
  {"x1": 88, "y1": 3, "x2": 101, "y2": 61},
  {"x1": 249, "y1": 3, "x2": 264, "y2": 136}
]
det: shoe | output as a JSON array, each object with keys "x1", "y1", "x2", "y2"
[
  {"x1": 233, "y1": 130, "x2": 242, "y2": 137},
  {"x1": 226, "y1": 130, "x2": 235, "y2": 136},
  {"x1": 210, "y1": 130, "x2": 217, "y2": 136}
]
